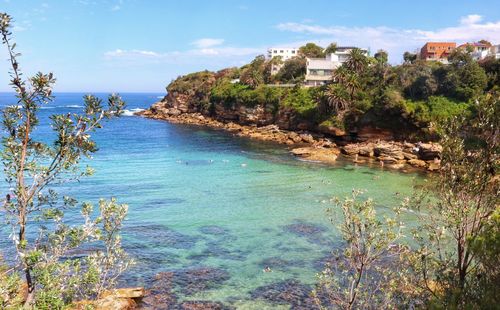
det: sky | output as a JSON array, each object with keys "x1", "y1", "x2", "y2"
[{"x1": 1, "y1": 0, "x2": 500, "y2": 92}]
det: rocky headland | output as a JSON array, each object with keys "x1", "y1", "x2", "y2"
[{"x1": 137, "y1": 96, "x2": 442, "y2": 172}]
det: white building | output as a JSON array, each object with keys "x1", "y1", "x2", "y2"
[
  {"x1": 304, "y1": 47, "x2": 369, "y2": 87},
  {"x1": 305, "y1": 55, "x2": 342, "y2": 87},
  {"x1": 267, "y1": 47, "x2": 299, "y2": 75},
  {"x1": 267, "y1": 47, "x2": 299, "y2": 61},
  {"x1": 490, "y1": 44, "x2": 500, "y2": 59}
]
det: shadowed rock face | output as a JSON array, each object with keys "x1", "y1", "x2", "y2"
[{"x1": 250, "y1": 279, "x2": 319, "y2": 310}]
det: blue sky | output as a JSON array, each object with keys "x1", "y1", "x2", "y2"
[{"x1": 1, "y1": 0, "x2": 500, "y2": 92}]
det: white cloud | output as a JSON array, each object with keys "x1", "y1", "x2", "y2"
[
  {"x1": 104, "y1": 49, "x2": 160, "y2": 57},
  {"x1": 460, "y1": 14, "x2": 482, "y2": 25},
  {"x1": 103, "y1": 44, "x2": 263, "y2": 68},
  {"x1": 276, "y1": 14, "x2": 500, "y2": 62},
  {"x1": 191, "y1": 38, "x2": 225, "y2": 48},
  {"x1": 111, "y1": 5, "x2": 121, "y2": 11}
]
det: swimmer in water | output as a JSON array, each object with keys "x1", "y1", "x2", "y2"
[{"x1": 263, "y1": 267, "x2": 272, "y2": 273}]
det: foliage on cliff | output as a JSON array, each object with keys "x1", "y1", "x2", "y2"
[{"x1": 164, "y1": 42, "x2": 499, "y2": 140}]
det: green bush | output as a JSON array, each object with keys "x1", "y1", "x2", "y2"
[{"x1": 281, "y1": 87, "x2": 319, "y2": 120}]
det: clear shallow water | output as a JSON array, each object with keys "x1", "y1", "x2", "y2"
[{"x1": 0, "y1": 92, "x2": 425, "y2": 308}]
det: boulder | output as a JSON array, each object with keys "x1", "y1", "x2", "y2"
[
  {"x1": 374, "y1": 143, "x2": 404, "y2": 160},
  {"x1": 408, "y1": 159, "x2": 427, "y2": 168},
  {"x1": 290, "y1": 147, "x2": 339, "y2": 164},
  {"x1": 427, "y1": 159, "x2": 441, "y2": 171},
  {"x1": 299, "y1": 133, "x2": 315, "y2": 144},
  {"x1": 100, "y1": 287, "x2": 145, "y2": 299},
  {"x1": 403, "y1": 152, "x2": 418, "y2": 160},
  {"x1": 341, "y1": 144, "x2": 361, "y2": 156},
  {"x1": 378, "y1": 156, "x2": 399, "y2": 164},
  {"x1": 358, "y1": 144, "x2": 374, "y2": 157},
  {"x1": 418, "y1": 143, "x2": 442, "y2": 161}
]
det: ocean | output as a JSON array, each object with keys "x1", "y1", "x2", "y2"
[{"x1": 0, "y1": 92, "x2": 424, "y2": 308}]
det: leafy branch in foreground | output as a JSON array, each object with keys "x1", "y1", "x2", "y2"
[
  {"x1": 0, "y1": 12, "x2": 131, "y2": 308},
  {"x1": 410, "y1": 91, "x2": 499, "y2": 308},
  {"x1": 313, "y1": 190, "x2": 416, "y2": 309}
]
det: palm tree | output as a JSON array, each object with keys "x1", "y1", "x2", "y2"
[
  {"x1": 345, "y1": 48, "x2": 368, "y2": 73},
  {"x1": 325, "y1": 84, "x2": 349, "y2": 115}
]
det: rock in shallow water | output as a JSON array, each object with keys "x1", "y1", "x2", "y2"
[{"x1": 250, "y1": 279, "x2": 318, "y2": 309}]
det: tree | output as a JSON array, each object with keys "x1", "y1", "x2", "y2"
[
  {"x1": 345, "y1": 48, "x2": 369, "y2": 74},
  {"x1": 313, "y1": 190, "x2": 414, "y2": 309},
  {"x1": 411, "y1": 92, "x2": 499, "y2": 308},
  {"x1": 0, "y1": 13, "x2": 131, "y2": 307},
  {"x1": 298, "y1": 42, "x2": 325, "y2": 58},
  {"x1": 324, "y1": 43, "x2": 338, "y2": 55},
  {"x1": 374, "y1": 49, "x2": 388, "y2": 64},
  {"x1": 403, "y1": 52, "x2": 417, "y2": 64},
  {"x1": 443, "y1": 49, "x2": 488, "y2": 101},
  {"x1": 240, "y1": 55, "x2": 266, "y2": 88},
  {"x1": 275, "y1": 57, "x2": 306, "y2": 83}
]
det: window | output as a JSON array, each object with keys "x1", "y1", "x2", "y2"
[
  {"x1": 280, "y1": 50, "x2": 284, "y2": 53},
  {"x1": 274, "y1": 50, "x2": 277, "y2": 53},
  {"x1": 291, "y1": 50, "x2": 295, "y2": 54}
]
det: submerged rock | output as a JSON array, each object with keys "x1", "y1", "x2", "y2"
[
  {"x1": 198, "y1": 225, "x2": 230, "y2": 236},
  {"x1": 173, "y1": 267, "x2": 231, "y2": 296},
  {"x1": 126, "y1": 224, "x2": 200, "y2": 250},
  {"x1": 178, "y1": 301, "x2": 234, "y2": 310},
  {"x1": 250, "y1": 279, "x2": 318, "y2": 309}
]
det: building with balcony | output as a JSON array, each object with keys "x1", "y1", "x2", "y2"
[
  {"x1": 304, "y1": 47, "x2": 369, "y2": 87},
  {"x1": 458, "y1": 41, "x2": 493, "y2": 60},
  {"x1": 419, "y1": 42, "x2": 456, "y2": 63}
]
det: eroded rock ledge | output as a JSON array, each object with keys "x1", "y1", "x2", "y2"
[{"x1": 137, "y1": 102, "x2": 442, "y2": 172}]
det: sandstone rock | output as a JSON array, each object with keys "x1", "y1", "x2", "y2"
[
  {"x1": 408, "y1": 159, "x2": 427, "y2": 168},
  {"x1": 356, "y1": 126, "x2": 394, "y2": 142},
  {"x1": 290, "y1": 147, "x2": 339, "y2": 164},
  {"x1": 94, "y1": 296, "x2": 136, "y2": 310},
  {"x1": 341, "y1": 144, "x2": 360, "y2": 156},
  {"x1": 378, "y1": 156, "x2": 398, "y2": 164},
  {"x1": 358, "y1": 144, "x2": 374, "y2": 157},
  {"x1": 315, "y1": 138, "x2": 335, "y2": 148},
  {"x1": 299, "y1": 133, "x2": 315, "y2": 144},
  {"x1": 418, "y1": 143, "x2": 442, "y2": 161},
  {"x1": 317, "y1": 124, "x2": 346, "y2": 137},
  {"x1": 374, "y1": 143, "x2": 404, "y2": 160},
  {"x1": 427, "y1": 159, "x2": 441, "y2": 171},
  {"x1": 403, "y1": 152, "x2": 418, "y2": 160},
  {"x1": 101, "y1": 287, "x2": 145, "y2": 299}
]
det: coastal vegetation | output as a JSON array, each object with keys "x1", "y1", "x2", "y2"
[
  {"x1": 166, "y1": 42, "x2": 498, "y2": 142},
  {"x1": 0, "y1": 13, "x2": 131, "y2": 308},
  {"x1": 316, "y1": 94, "x2": 499, "y2": 308}
]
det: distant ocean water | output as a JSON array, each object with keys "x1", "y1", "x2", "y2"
[{"x1": 0, "y1": 92, "x2": 424, "y2": 308}]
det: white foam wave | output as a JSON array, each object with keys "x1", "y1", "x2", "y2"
[
  {"x1": 65, "y1": 105, "x2": 83, "y2": 108},
  {"x1": 122, "y1": 108, "x2": 145, "y2": 116}
]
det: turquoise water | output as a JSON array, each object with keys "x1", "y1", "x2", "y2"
[{"x1": 0, "y1": 93, "x2": 424, "y2": 308}]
